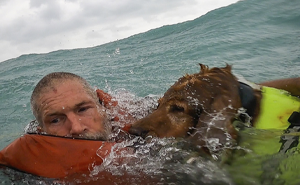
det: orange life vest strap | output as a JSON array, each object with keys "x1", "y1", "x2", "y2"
[
  {"x1": 96, "y1": 89, "x2": 118, "y2": 107},
  {"x1": 96, "y1": 89, "x2": 134, "y2": 132}
]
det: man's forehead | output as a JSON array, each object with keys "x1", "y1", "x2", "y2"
[
  {"x1": 37, "y1": 79, "x2": 91, "y2": 104},
  {"x1": 46, "y1": 79, "x2": 85, "y2": 92},
  {"x1": 39, "y1": 85, "x2": 94, "y2": 111}
]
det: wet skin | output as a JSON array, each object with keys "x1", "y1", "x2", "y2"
[{"x1": 37, "y1": 80, "x2": 110, "y2": 139}]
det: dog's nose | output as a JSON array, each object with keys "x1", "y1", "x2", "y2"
[{"x1": 128, "y1": 126, "x2": 149, "y2": 138}]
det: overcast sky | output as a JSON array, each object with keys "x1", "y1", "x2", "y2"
[{"x1": 0, "y1": 0, "x2": 239, "y2": 63}]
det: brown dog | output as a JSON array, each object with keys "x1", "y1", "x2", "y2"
[{"x1": 129, "y1": 64, "x2": 300, "y2": 155}]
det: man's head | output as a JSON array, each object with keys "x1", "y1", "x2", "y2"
[{"x1": 31, "y1": 72, "x2": 111, "y2": 140}]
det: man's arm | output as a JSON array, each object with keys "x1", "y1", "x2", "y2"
[{"x1": 259, "y1": 77, "x2": 300, "y2": 97}]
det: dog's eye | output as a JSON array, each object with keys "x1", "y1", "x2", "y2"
[{"x1": 170, "y1": 105, "x2": 185, "y2": 112}]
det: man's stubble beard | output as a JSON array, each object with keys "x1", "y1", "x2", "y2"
[
  {"x1": 84, "y1": 105, "x2": 112, "y2": 141},
  {"x1": 79, "y1": 115, "x2": 112, "y2": 141}
]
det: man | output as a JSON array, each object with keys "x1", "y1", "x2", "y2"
[
  {"x1": 0, "y1": 72, "x2": 136, "y2": 180},
  {"x1": 30, "y1": 72, "x2": 112, "y2": 140}
]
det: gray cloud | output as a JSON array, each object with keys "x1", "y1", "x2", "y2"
[{"x1": 0, "y1": 0, "x2": 239, "y2": 62}]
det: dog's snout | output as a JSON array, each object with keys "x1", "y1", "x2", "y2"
[{"x1": 128, "y1": 126, "x2": 149, "y2": 138}]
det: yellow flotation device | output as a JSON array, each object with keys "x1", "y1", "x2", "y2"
[{"x1": 254, "y1": 86, "x2": 300, "y2": 130}]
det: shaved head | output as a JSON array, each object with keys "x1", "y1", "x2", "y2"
[{"x1": 31, "y1": 72, "x2": 98, "y2": 124}]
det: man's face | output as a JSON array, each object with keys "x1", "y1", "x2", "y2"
[{"x1": 37, "y1": 79, "x2": 111, "y2": 140}]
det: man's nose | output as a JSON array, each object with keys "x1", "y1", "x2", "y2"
[{"x1": 68, "y1": 114, "x2": 86, "y2": 136}]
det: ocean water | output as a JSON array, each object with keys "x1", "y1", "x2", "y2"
[{"x1": 0, "y1": 0, "x2": 300, "y2": 184}]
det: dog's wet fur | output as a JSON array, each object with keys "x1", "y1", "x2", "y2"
[{"x1": 129, "y1": 64, "x2": 263, "y2": 156}]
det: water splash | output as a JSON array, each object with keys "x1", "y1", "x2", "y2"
[
  {"x1": 24, "y1": 120, "x2": 39, "y2": 134},
  {"x1": 90, "y1": 136, "x2": 234, "y2": 184},
  {"x1": 106, "y1": 89, "x2": 159, "y2": 129}
]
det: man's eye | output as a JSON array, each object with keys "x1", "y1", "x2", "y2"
[
  {"x1": 78, "y1": 107, "x2": 88, "y2": 112},
  {"x1": 51, "y1": 118, "x2": 60, "y2": 124}
]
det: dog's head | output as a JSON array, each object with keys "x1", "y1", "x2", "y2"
[{"x1": 129, "y1": 64, "x2": 242, "y2": 152}]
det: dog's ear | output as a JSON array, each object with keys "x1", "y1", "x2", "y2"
[
  {"x1": 199, "y1": 63, "x2": 209, "y2": 74},
  {"x1": 224, "y1": 63, "x2": 232, "y2": 72},
  {"x1": 190, "y1": 95, "x2": 239, "y2": 156}
]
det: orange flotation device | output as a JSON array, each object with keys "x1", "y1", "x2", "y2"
[
  {"x1": 0, "y1": 89, "x2": 135, "y2": 179},
  {"x1": 96, "y1": 89, "x2": 133, "y2": 132},
  {"x1": 0, "y1": 134, "x2": 116, "y2": 178}
]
